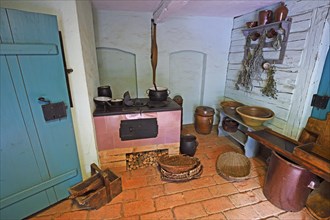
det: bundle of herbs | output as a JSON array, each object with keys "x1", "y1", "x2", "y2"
[
  {"x1": 261, "y1": 64, "x2": 277, "y2": 99},
  {"x1": 235, "y1": 32, "x2": 278, "y2": 99},
  {"x1": 236, "y1": 33, "x2": 266, "y2": 91}
]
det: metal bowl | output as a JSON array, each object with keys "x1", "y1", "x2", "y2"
[{"x1": 236, "y1": 106, "x2": 274, "y2": 126}]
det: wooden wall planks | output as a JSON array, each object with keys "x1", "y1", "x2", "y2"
[{"x1": 224, "y1": 0, "x2": 330, "y2": 138}]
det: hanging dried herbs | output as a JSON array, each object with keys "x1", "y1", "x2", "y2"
[
  {"x1": 261, "y1": 65, "x2": 277, "y2": 99},
  {"x1": 236, "y1": 32, "x2": 266, "y2": 91}
]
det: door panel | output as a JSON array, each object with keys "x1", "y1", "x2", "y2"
[
  {"x1": 311, "y1": 48, "x2": 330, "y2": 120},
  {"x1": 0, "y1": 8, "x2": 82, "y2": 218},
  {"x1": 5, "y1": 8, "x2": 81, "y2": 183},
  {"x1": 0, "y1": 56, "x2": 47, "y2": 200}
]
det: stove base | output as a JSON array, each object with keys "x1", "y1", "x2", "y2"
[{"x1": 98, "y1": 143, "x2": 179, "y2": 171}]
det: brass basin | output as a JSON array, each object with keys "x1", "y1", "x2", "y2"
[{"x1": 236, "y1": 106, "x2": 274, "y2": 126}]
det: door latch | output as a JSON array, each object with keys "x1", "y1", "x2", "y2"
[
  {"x1": 38, "y1": 97, "x2": 67, "y2": 121},
  {"x1": 311, "y1": 94, "x2": 329, "y2": 109}
]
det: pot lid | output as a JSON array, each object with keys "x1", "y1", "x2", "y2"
[
  {"x1": 195, "y1": 106, "x2": 215, "y2": 116},
  {"x1": 94, "y1": 96, "x2": 111, "y2": 101}
]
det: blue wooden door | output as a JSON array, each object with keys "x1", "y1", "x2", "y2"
[
  {"x1": 0, "y1": 8, "x2": 81, "y2": 219},
  {"x1": 311, "y1": 48, "x2": 330, "y2": 120}
]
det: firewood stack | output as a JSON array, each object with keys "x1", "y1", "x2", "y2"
[
  {"x1": 126, "y1": 150, "x2": 167, "y2": 170},
  {"x1": 157, "y1": 155, "x2": 203, "y2": 182}
]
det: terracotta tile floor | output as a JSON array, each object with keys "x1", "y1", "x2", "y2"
[{"x1": 29, "y1": 125, "x2": 315, "y2": 220}]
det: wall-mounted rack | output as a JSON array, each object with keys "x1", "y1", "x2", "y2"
[{"x1": 242, "y1": 18, "x2": 292, "y2": 64}]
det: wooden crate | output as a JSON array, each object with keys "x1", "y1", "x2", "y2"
[{"x1": 69, "y1": 164, "x2": 122, "y2": 210}]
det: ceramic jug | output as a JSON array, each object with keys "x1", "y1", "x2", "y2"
[
  {"x1": 180, "y1": 134, "x2": 198, "y2": 156},
  {"x1": 259, "y1": 10, "x2": 273, "y2": 25},
  {"x1": 274, "y1": 2, "x2": 288, "y2": 22}
]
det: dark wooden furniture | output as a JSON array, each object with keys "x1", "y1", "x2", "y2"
[{"x1": 247, "y1": 129, "x2": 330, "y2": 182}]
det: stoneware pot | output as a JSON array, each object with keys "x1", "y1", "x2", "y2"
[
  {"x1": 259, "y1": 10, "x2": 273, "y2": 25},
  {"x1": 194, "y1": 106, "x2": 215, "y2": 135},
  {"x1": 180, "y1": 134, "x2": 199, "y2": 156},
  {"x1": 274, "y1": 2, "x2": 288, "y2": 22},
  {"x1": 266, "y1": 28, "x2": 278, "y2": 38}
]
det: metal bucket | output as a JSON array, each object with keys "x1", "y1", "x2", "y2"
[{"x1": 263, "y1": 151, "x2": 318, "y2": 212}]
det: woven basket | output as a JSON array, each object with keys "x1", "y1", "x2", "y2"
[
  {"x1": 216, "y1": 152, "x2": 251, "y2": 181},
  {"x1": 158, "y1": 155, "x2": 199, "y2": 174},
  {"x1": 160, "y1": 162, "x2": 203, "y2": 182}
]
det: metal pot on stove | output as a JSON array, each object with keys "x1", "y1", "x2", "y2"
[
  {"x1": 146, "y1": 86, "x2": 170, "y2": 101},
  {"x1": 110, "y1": 98, "x2": 123, "y2": 106},
  {"x1": 94, "y1": 96, "x2": 111, "y2": 107},
  {"x1": 97, "y1": 85, "x2": 112, "y2": 98}
]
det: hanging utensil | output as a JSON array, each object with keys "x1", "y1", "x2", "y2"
[{"x1": 151, "y1": 19, "x2": 158, "y2": 91}]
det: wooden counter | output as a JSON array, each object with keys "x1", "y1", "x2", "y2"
[{"x1": 247, "y1": 129, "x2": 330, "y2": 182}]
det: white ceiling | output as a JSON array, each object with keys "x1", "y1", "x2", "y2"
[{"x1": 91, "y1": 0, "x2": 279, "y2": 19}]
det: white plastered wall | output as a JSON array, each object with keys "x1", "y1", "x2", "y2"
[{"x1": 93, "y1": 10, "x2": 233, "y2": 124}]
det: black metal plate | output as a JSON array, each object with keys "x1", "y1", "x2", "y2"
[
  {"x1": 120, "y1": 118, "x2": 158, "y2": 141},
  {"x1": 41, "y1": 102, "x2": 67, "y2": 121}
]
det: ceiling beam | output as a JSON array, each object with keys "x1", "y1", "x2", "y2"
[{"x1": 153, "y1": 0, "x2": 190, "y2": 23}]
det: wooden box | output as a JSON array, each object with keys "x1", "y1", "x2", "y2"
[
  {"x1": 293, "y1": 143, "x2": 330, "y2": 174},
  {"x1": 69, "y1": 164, "x2": 122, "y2": 210}
]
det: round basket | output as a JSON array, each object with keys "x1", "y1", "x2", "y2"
[
  {"x1": 160, "y1": 162, "x2": 203, "y2": 182},
  {"x1": 158, "y1": 155, "x2": 199, "y2": 174},
  {"x1": 220, "y1": 101, "x2": 244, "y2": 115},
  {"x1": 216, "y1": 152, "x2": 251, "y2": 181}
]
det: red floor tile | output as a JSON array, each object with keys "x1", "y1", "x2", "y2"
[
  {"x1": 183, "y1": 187, "x2": 213, "y2": 203},
  {"x1": 123, "y1": 199, "x2": 155, "y2": 217},
  {"x1": 173, "y1": 202, "x2": 207, "y2": 219},
  {"x1": 154, "y1": 193, "x2": 185, "y2": 211},
  {"x1": 28, "y1": 125, "x2": 315, "y2": 220},
  {"x1": 201, "y1": 197, "x2": 235, "y2": 214}
]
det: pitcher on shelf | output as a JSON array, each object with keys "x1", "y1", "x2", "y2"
[
  {"x1": 274, "y1": 2, "x2": 289, "y2": 22},
  {"x1": 259, "y1": 10, "x2": 273, "y2": 25}
]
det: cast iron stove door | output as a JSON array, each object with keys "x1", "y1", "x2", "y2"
[{"x1": 120, "y1": 118, "x2": 158, "y2": 140}]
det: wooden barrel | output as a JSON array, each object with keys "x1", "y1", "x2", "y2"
[{"x1": 194, "y1": 106, "x2": 215, "y2": 134}]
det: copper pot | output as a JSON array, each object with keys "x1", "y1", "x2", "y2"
[{"x1": 263, "y1": 152, "x2": 319, "y2": 211}]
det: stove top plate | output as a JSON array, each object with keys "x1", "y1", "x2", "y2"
[{"x1": 93, "y1": 98, "x2": 181, "y2": 116}]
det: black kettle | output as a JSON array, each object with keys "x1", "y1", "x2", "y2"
[{"x1": 97, "y1": 85, "x2": 112, "y2": 98}]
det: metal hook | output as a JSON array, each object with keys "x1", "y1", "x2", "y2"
[{"x1": 38, "y1": 97, "x2": 51, "y2": 104}]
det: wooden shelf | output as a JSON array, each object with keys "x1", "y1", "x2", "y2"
[
  {"x1": 242, "y1": 19, "x2": 292, "y2": 40},
  {"x1": 226, "y1": 129, "x2": 247, "y2": 145},
  {"x1": 241, "y1": 18, "x2": 292, "y2": 64},
  {"x1": 217, "y1": 108, "x2": 265, "y2": 157}
]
